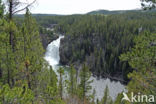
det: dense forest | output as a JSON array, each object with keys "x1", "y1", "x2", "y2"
[
  {"x1": 56, "y1": 12, "x2": 156, "y2": 82},
  {"x1": 0, "y1": 0, "x2": 156, "y2": 104},
  {"x1": 34, "y1": 12, "x2": 156, "y2": 82}
]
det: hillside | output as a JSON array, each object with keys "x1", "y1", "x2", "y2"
[{"x1": 87, "y1": 9, "x2": 156, "y2": 15}]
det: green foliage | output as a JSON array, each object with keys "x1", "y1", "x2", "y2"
[
  {"x1": 0, "y1": 84, "x2": 34, "y2": 104},
  {"x1": 78, "y1": 64, "x2": 93, "y2": 102},
  {"x1": 14, "y1": 8, "x2": 45, "y2": 90},
  {"x1": 52, "y1": 12, "x2": 156, "y2": 82},
  {"x1": 0, "y1": 0, "x2": 4, "y2": 18},
  {"x1": 90, "y1": 88, "x2": 96, "y2": 104},
  {"x1": 0, "y1": 19, "x2": 19, "y2": 86},
  {"x1": 0, "y1": 8, "x2": 65, "y2": 104},
  {"x1": 1, "y1": 2, "x2": 156, "y2": 103},
  {"x1": 15, "y1": 12, "x2": 156, "y2": 83},
  {"x1": 101, "y1": 86, "x2": 113, "y2": 104},
  {"x1": 102, "y1": 86, "x2": 109, "y2": 104},
  {"x1": 114, "y1": 93, "x2": 125, "y2": 104},
  {"x1": 120, "y1": 32, "x2": 156, "y2": 103},
  {"x1": 66, "y1": 65, "x2": 77, "y2": 97},
  {"x1": 57, "y1": 67, "x2": 65, "y2": 99}
]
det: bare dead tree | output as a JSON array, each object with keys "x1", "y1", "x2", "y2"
[
  {"x1": 7, "y1": 0, "x2": 37, "y2": 49},
  {"x1": 8, "y1": 0, "x2": 36, "y2": 48},
  {"x1": 7, "y1": 0, "x2": 36, "y2": 20}
]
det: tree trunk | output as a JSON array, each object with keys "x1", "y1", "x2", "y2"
[
  {"x1": 9, "y1": 0, "x2": 14, "y2": 51},
  {"x1": 6, "y1": 43, "x2": 11, "y2": 86},
  {"x1": 0, "y1": 63, "x2": 2, "y2": 78},
  {"x1": 60, "y1": 73, "x2": 63, "y2": 99},
  {"x1": 26, "y1": 64, "x2": 31, "y2": 89},
  {"x1": 9, "y1": 1, "x2": 14, "y2": 86},
  {"x1": 9, "y1": 0, "x2": 13, "y2": 21}
]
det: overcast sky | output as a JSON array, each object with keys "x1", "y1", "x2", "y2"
[{"x1": 4, "y1": 0, "x2": 142, "y2": 15}]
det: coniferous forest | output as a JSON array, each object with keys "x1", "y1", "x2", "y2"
[{"x1": 0, "y1": 0, "x2": 156, "y2": 104}]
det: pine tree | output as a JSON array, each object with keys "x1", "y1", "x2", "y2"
[
  {"x1": 91, "y1": 88, "x2": 96, "y2": 104},
  {"x1": 102, "y1": 86, "x2": 109, "y2": 104},
  {"x1": 65, "y1": 65, "x2": 78, "y2": 103},
  {"x1": 0, "y1": 2, "x2": 67, "y2": 104},
  {"x1": 39, "y1": 66, "x2": 65, "y2": 104},
  {"x1": 120, "y1": 32, "x2": 156, "y2": 103},
  {"x1": 17, "y1": 8, "x2": 45, "y2": 89},
  {"x1": 49, "y1": 66, "x2": 58, "y2": 90},
  {"x1": 66, "y1": 65, "x2": 77, "y2": 97},
  {"x1": 78, "y1": 64, "x2": 93, "y2": 103},
  {"x1": 0, "y1": 0, "x2": 4, "y2": 18},
  {"x1": 0, "y1": 83, "x2": 35, "y2": 104},
  {"x1": 0, "y1": 20, "x2": 5, "y2": 80},
  {"x1": 0, "y1": 19, "x2": 19, "y2": 87},
  {"x1": 0, "y1": 8, "x2": 48, "y2": 103},
  {"x1": 101, "y1": 85, "x2": 113, "y2": 104},
  {"x1": 57, "y1": 67, "x2": 65, "y2": 100}
]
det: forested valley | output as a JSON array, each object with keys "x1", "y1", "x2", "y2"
[
  {"x1": 34, "y1": 11, "x2": 156, "y2": 83},
  {"x1": 0, "y1": 0, "x2": 156, "y2": 104}
]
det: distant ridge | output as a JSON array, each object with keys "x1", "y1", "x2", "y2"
[
  {"x1": 87, "y1": 9, "x2": 141, "y2": 15},
  {"x1": 87, "y1": 9, "x2": 156, "y2": 15},
  {"x1": 15, "y1": 9, "x2": 156, "y2": 17}
]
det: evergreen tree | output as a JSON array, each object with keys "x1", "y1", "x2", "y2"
[
  {"x1": 91, "y1": 88, "x2": 96, "y2": 104},
  {"x1": 57, "y1": 67, "x2": 65, "y2": 100},
  {"x1": 0, "y1": 19, "x2": 19, "y2": 87},
  {"x1": 101, "y1": 85, "x2": 113, "y2": 104},
  {"x1": 54, "y1": 13, "x2": 156, "y2": 82},
  {"x1": 120, "y1": 32, "x2": 156, "y2": 103},
  {"x1": 0, "y1": 84, "x2": 35, "y2": 104},
  {"x1": 0, "y1": 0, "x2": 4, "y2": 18},
  {"x1": 66, "y1": 65, "x2": 77, "y2": 97},
  {"x1": 102, "y1": 86, "x2": 109, "y2": 104},
  {"x1": 39, "y1": 66, "x2": 65, "y2": 104},
  {"x1": 49, "y1": 66, "x2": 58, "y2": 90},
  {"x1": 78, "y1": 64, "x2": 93, "y2": 103},
  {"x1": 17, "y1": 8, "x2": 44, "y2": 89},
  {"x1": 0, "y1": 2, "x2": 67, "y2": 104}
]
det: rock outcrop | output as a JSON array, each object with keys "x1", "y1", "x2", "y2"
[{"x1": 40, "y1": 33, "x2": 59, "y2": 49}]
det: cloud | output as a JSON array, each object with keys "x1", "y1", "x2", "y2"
[{"x1": 3, "y1": 0, "x2": 142, "y2": 14}]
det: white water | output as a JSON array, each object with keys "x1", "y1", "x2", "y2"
[
  {"x1": 44, "y1": 36, "x2": 125, "y2": 101},
  {"x1": 44, "y1": 35, "x2": 64, "y2": 71}
]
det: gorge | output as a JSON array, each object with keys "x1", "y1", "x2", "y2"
[{"x1": 44, "y1": 35, "x2": 125, "y2": 101}]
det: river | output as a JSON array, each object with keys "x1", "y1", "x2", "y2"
[{"x1": 44, "y1": 35, "x2": 125, "y2": 101}]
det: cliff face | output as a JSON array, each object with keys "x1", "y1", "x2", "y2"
[
  {"x1": 59, "y1": 34, "x2": 103, "y2": 72},
  {"x1": 59, "y1": 35, "x2": 72, "y2": 65},
  {"x1": 59, "y1": 33, "x2": 131, "y2": 82},
  {"x1": 40, "y1": 24, "x2": 59, "y2": 49},
  {"x1": 40, "y1": 33, "x2": 59, "y2": 49},
  {"x1": 40, "y1": 33, "x2": 50, "y2": 49}
]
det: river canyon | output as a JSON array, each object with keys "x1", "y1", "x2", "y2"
[{"x1": 44, "y1": 35, "x2": 125, "y2": 101}]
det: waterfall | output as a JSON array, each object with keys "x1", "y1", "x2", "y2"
[
  {"x1": 44, "y1": 35, "x2": 125, "y2": 101},
  {"x1": 44, "y1": 35, "x2": 64, "y2": 71}
]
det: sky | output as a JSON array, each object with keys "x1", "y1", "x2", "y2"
[{"x1": 3, "y1": 0, "x2": 142, "y2": 15}]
